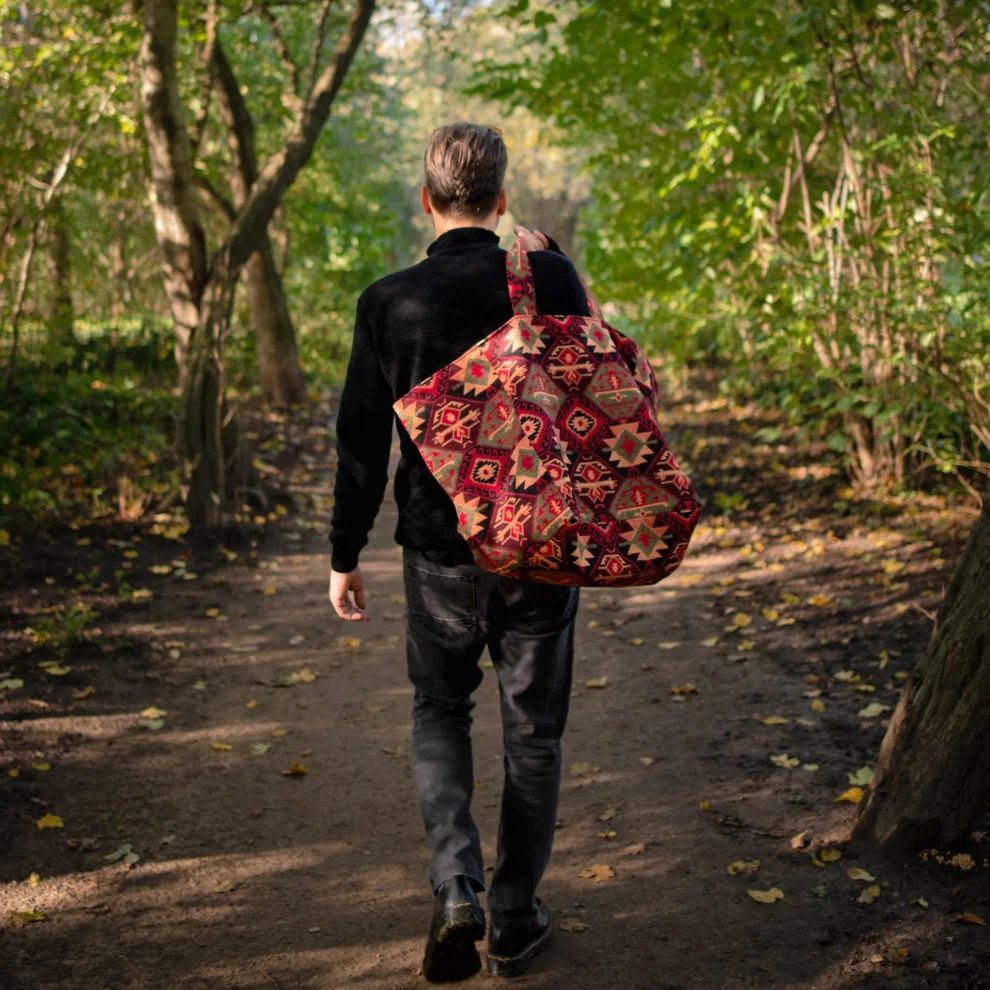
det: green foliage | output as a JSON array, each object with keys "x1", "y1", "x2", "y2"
[
  {"x1": 27, "y1": 601, "x2": 97, "y2": 657},
  {"x1": 0, "y1": 324, "x2": 176, "y2": 527},
  {"x1": 476, "y1": 0, "x2": 990, "y2": 491}
]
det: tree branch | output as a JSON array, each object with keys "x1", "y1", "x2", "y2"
[
  {"x1": 212, "y1": 37, "x2": 258, "y2": 208},
  {"x1": 226, "y1": 0, "x2": 375, "y2": 273},
  {"x1": 305, "y1": 0, "x2": 335, "y2": 98},
  {"x1": 194, "y1": 173, "x2": 237, "y2": 222},
  {"x1": 251, "y1": 1, "x2": 302, "y2": 110}
]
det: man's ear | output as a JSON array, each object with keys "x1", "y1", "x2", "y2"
[
  {"x1": 496, "y1": 188, "x2": 507, "y2": 217},
  {"x1": 420, "y1": 184, "x2": 433, "y2": 215}
]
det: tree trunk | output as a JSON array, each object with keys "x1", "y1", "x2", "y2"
[
  {"x1": 245, "y1": 238, "x2": 306, "y2": 405},
  {"x1": 45, "y1": 199, "x2": 74, "y2": 346},
  {"x1": 852, "y1": 490, "x2": 990, "y2": 853},
  {"x1": 211, "y1": 38, "x2": 306, "y2": 407}
]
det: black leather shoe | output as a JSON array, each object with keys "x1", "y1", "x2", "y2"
[
  {"x1": 486, "y1": 900, "x2": 552, "y2": 978},
  {"x1": 422, "y1": 876, "x2": 486, "y2": 983}
]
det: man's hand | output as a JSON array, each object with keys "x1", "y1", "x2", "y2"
[
  {"x1": 513, "y1": 225, "x2": 549, "y2": 252},
  {"x1": 329, "y1": 566, "x2": 369, "y2": 621}
]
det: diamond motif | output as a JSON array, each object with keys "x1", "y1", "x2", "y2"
[
  {"x1": 588, "y1": 362, "x2": 644, "y2": 420},
  {"x1": 512, "y1": 444, "x2": 545, "y2": 490},
  {"x1": 603, "y1": 422, "x2": 654, "y2": 469},
  {"x1": 573, "y1": 456, "x2": 618, "y2": 505},
  {"x1": 621, "y1": 518, "x2": 670, "y2": 562},
  {"x1": 430, "y1": 398, "x2": 481, "y2": 448},
  {"x1": 545, "y1": 341, "x2": 596, "y2": 389},
  {"x1": 452, "y1": 493, "x2": 489, "y2": 539},
  {"x1": 450, "y1": 350, "x2": 494, "y2": 396}
]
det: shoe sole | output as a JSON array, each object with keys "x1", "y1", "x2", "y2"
[
  {"x1": 486, "y1": 920, "x2": 553, "y2": 978},
  {"x1": 423, "y1": 903, "x2": 487, "y2": 984}
]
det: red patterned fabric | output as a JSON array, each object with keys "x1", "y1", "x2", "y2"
[{"x1": 393, "y1": 236, "x2": 702, "y2": 586}]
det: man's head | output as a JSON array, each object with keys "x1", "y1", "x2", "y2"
[{"x1": 422, "y1": 122, "x2": 508, "y2": 233}]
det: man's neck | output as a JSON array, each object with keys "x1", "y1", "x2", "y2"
[{"x1": 431, "y1": 214, "x2": 498, "y2": 238}]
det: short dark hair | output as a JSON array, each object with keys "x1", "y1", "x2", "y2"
[{"x1": 424, "y1": 122, "x2": 508, "y2": 219}]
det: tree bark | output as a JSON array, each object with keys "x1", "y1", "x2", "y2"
[
  {"x1": 212, "y1": 38, "x2": 306, "y2": 407},
  {"x1": 852, "y1": 490, "x2": 990, "y2": 853},
  {"x1": 45, "y1": 199, "x2": 74, "y2": 346}
]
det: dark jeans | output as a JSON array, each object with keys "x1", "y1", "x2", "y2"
[{"x1": 402, "y1": 548, "x2": 579, "y2": 921}]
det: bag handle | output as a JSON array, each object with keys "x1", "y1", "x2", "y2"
[{"x1": 505, "y1": 233, "x2": 604, "y2": 321}]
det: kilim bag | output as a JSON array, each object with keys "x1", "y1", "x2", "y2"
[{"x1": 393, "y1": 235, "x2": 702, "y2": 586}]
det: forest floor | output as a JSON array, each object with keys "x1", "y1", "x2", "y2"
[{"x1": 1, "y1": 384, "x2": 988, "y2": 990}]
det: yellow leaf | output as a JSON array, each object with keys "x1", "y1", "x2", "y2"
[
  {"x1": 810, "y1": 699, "x2": 826, "y2": 713},
  {"x1": 8, "y1": 768, "x2": 19, "y2": 777},
  {"x1": 335, "y1": 636, "x2": 362, "y2": 648},
  {"x1": 747, "y1": 888, "x2": 784, "y2": 904},
  {"x1": 245, "y1": 699, "x2": 257, "y2": 709},
  {"x1": 30, "y1": 762, "x2": 52, "y2": 773},
  {"x1": 808, "y1": 594, "x2": 833, "y2": 607},
  {"x1": 578, "y1": 863, "x2": 615, "y2": 882},
  {"x1": 205, "y1": 608, "x2": 220, "y2": 618},
  {"x1": 656, "y1": 641, "x2": 681, "y2": 649},
  {"x1": 803, "y1": 763, "x2": 819, "y2": 772},
  {"x1": 598, "y1": 829, "x2": 617, "y2": 840},
  {"x1": 790, "y1": 830, "x2": 809, "y2": 850},
  {"x1": 858, "y1": 703, "x2": 890, "y2": 719},
  {"x1": 598, "y1": 807, "x2": 618, "y2": 822},
  {"x1": 297, "y1": 667, "x2": 317, "y2": 683},
  {"x1": 727, "y1": 859, "x2": 760, "y2": 876},
  {"x1": 0, "y1": 529, "x2": 9, "y2": 545},
  {"x1": 834, "y1": 670, "x2": 860, "y2": 682},
  {"x1": 44, "y1": 664, "x2": 71, "y2": 676},
  {"x1": 780, "y1": 592, "x2": 801, "y2": 605},
  {"x1": 762, "y1": 716, "x2": 789, "y2": 725},
  {"x1": 131, "y1": 589, "x2": 153, "y2": 602},
  {"x1": 761, "y1": 608, "x2": 779, "y2": 621},
  {"x1": 263, "y1": 586, "x2": 277, "y2": 596},
  {"x1": 858, "y1": 885, "x2": 881, "y2": 904},
  {"x1": 560, "y1": 918, "x2": 590, "y2": 932},
  {"x1": 568, "y1": 761, "x2": 600, "y2": 777},
  {"x1": 72, "y1": 686, "x2": 95, "y2": 700},
  {"x1": 210, "y1": 741, "x2": 233, "y2": 752},
  {"x1": 630, "y1": 638, "x2": 644, "y2": 647},
  {"x1": 819, "y1": 848, "x2": 842, "y2": 863},
  {"x1": 733, "y1": 612, "x2": 752, "y2": 629},
  {"x1": 847, "y1": 868, "x2": 876, "y2": 881},
  {"x1": 770, "y1": 753, "x2": 800, "y2": 768},
  {"x1": 699, "y1": 800, "x2": 712, "y2": 812},
  {"x1": 140, "y1": 706, "x2": 167, "y2": 719},
  {"x1": 954, "y1": 912, "x2": 986, "y2": 926},
  {"x1": 9, "y1": 910, "x2": 45, "y2": 923},
  {"x1": 912, "y1": 897, "x2": 929, "y2": 908},
  {"x1": 701, "y1": 635, "x2": 720, "y2": 647},
  {"x1": 620, "y1": 843, "x2": 646, "y2": 856},
  {"x1": 27, "y1": 872, "x2": 40, "y2": 887},
  {"x1": 679, "y1": 572, "x2": 703, "y2": 586},
  {"x1": 585, "y1": 676, "x2": 608, "y2": 689},
  {"x1": 282, "y1": 762, "x2": 308, "y2": 776},
  {"x1": 670, "y1": 683, "x2": 697, "y2": 696},
  {"x1": 835, "y1": 787, "x2": 864, "y2": 804},
  {"x1": 35, "y1": 814, "x2": 64, "y2": 829}
]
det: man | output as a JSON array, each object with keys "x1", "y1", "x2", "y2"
[{"x1": 328, "y1": 122, "x2": 590, "y2": 981}]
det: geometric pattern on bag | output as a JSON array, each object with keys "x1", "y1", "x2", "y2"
[{"x1": 394, "y1": 235, "x2": 703, "y2": 586}]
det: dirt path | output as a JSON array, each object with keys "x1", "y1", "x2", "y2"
[{"x1": 2, "y1": 397, "x2": 988, "y2": 990}]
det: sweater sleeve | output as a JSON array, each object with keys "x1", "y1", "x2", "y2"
[{"x1": 328, "y1": 290, "x2": 394, "y2": 572}]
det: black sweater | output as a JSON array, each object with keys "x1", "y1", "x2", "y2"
[{"x1": 329, "y1": 226, "x2": 590, "y2": 572}]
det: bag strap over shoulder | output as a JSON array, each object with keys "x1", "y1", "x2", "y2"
[{"x1": 505, "y1": 234, "x2": 605, "y2": 321}]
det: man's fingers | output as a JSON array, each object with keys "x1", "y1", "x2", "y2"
[{"x1": 354, "y1": 584, "x2": 367, "y2": 611}]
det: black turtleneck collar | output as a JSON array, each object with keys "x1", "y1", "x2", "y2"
[{"x1": 426, "y1": 226, "x2": 500, "y2": 257}]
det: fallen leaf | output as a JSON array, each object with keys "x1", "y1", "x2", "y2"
[
  {"x1": 245, "y1": 699, "x2": 257, "y2": 709},
  {"x1": 35, "y1": 814, "x2": 63, "y2": 829},
  {"x1": 72, "y1": 685, "x2": 95, "y2": 700},
  {"x1": 282, "y1": 762, "x2": 308, "y2": 776},
  {"x1": 748, "y1": 888, "x2": 784, "y2": 904},
  {"x1": 598, "y1": 829, "x2": 617, "y2": 840},
  {"x1": 43, "y1": 664, "x2": 71, "y2": 676},
  {"x1": 638, "y1": 756, "x2": 654, "y2": 766},
  {"x1": 30, "y1": 762, "x2": 52, "y2": 773},
  {"x1": 104, "y1": 843, "x2": 138, "y2": 863},
  {"x1": 954, "y1": 912, "x2": 986, "y2": 926},
  {"x1": 733, "y1": 612, "x2": 752, "y2": 629},
  {"x1": 9, "y1": 910, "x2": 45, "y2": 923},
  {"x1": 858, "y1": 885, "x2": 881, "y2": 904},
  {"x1": 250, "y1": 743, "x2": 271, "y2": 756},
  {"x1": 810, "y1": 699, "x2": 826, "y2": 713},
  {"x1": 848, "y1": 766, "x2": 874, "y2": 786},
  {"x1": 569, "y1": 761, "x2": 601, "y2": 777},
  {"x1": 335, "y1": 636, "x2": 362, "y2": 649},
  {"x1": 834, "y1": 670, "x2": 860, "y2": 683},
  {"x1": 834, "y1": 787, "x2": 864, "y2": 804},
  {"x1": 210, "y1": 741, "x2": 233, "y2": 752},
  {"x1": 803, "y1": 764, "x2": 819, "y2": 771},
  {"x1": 0, "y1": 678, "x2": 24, "y2": 691},
  {"x1": 205, "y1": 608, "x2": 220, "y2": 618},
  {"x1": 139, "y1": 717, "x2": 165, "y2": 730},
  {"x1": 585, "y1": 676, "x2": 608, "y2": 689},
  {"x1": 670, "y1": 683, "x2": 697, "y2": 696},
  {"x1": 131, "y1": 589, "x2": 153, "y2": 602},
  {"x1": 762, "y1": 716, "x2": 789, "y2": 725},
  {"x1": 560, "y1": 918, "x2": 590, "y2": 932},
  {"x1": 847, "y1": 868, "x2": 876, "y2": 881},
  {"x1": 630, "y1": 638, "x2": 644, "y2": 647},
  {"x1": 819, "y1": 848, "x2": 842, "y2": 863},
  {"x1": 770, "y1": 753, "x2": 800, "y2": 768},
  {"x1": 192, "y1": 679, "x2": 208, "y2": 691},
  {"x1": 141, "y1": 706, "x2": 167, "y2": 719},
  {"x1": 598, "y1": 808, "x2": 618, "y2": 822},
  {"x1": 578, "y1": 864, "x2": 615, "y2": 882},
  {"x1": 858, "y1": 703, "x2": 890, "y2": 719},
  {"x1": 808, "y1": 594, "x2": 833, "y2": 607},
  {"x1": 912, "y1": 897, "x2": 929, "y2": 908},
  {"x1": 790, "y1": 830, "x2": 809, "y2": 850},
  {"x1": 727, "y1": 859, "x2": 760, "y2": 876},
  {"x1": 218, "y1": 879, "x2": 239, "y2": 892},
  {"x1": 656, "y1": 641, "x2": 681, "y2": 650},
  {"x1": 701, "y1": 636, "x2": 720, "y2": 647}
]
